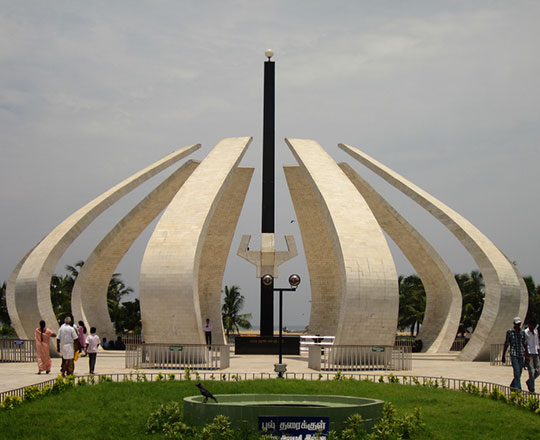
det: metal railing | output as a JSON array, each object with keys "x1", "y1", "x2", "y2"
[
  {"x1": 2, "y1": 369, "x2": 535, "y2": 404},
  {"x1": 300, "y1": 335, "x2": 335, "y2": 353},
  {"x1": 309, "y1": 345, "x2": 412, "y2": 371},
  {"x1": 125, "y1": 344, "x2": 230, "y2": 370},
  {"x1": 117, "y1": 334, "x2": 143, "y2": 345},
  {"x1": 490, "y1": 344, "x2": 511, "y2": 366},
  {"x1": 450, "y1": 338, "x2": 467, "y2": 352},
  {"x1": 394, "y1": 336, "x2": 414, "y2": 348},
  {"x1": 0, "y1": 339, "x2": 36, "y2": 363}
]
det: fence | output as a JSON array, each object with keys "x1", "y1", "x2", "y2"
[
  {"x1": 125, "y1": 344, "x2": 230, "y2": 370},
  {"x1": 309, "y1": 345, "x2": 412, "y2": 371},
  {"x1": 2, "y1": 369, "x2": 535, "y2": 405},
  {"x1": 490, "y1": 344, "x2": 511, "y2": 366},
  {"x1": 117, "y1": 334, "x2": 143, "y2": 345},
  {"x1": 450, "y1": 338, "x2": 467, "y2": 351},
  {"x1": 395, "y1": 336, "x2": 467, "y2": 352},
  {"x1": 0, "y1": 339, "x2": 36, "y2": 363},
  {"x1": 300, "y1": 335, "x2": 335, "y2": 353}
]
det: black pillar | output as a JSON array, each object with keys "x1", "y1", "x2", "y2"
[{"x1": 260, "y1": 58, "x2": 275, "y2": 337}]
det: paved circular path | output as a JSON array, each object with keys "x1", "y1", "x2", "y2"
[{"x1": 0, "y1": 350, "x2": 518, "y2": 394}]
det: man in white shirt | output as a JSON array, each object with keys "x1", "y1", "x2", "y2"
[
  {"x1": 204, "y1": 318, "x2": 213, "y2": 345},
  {"x1": 85, "y1": 326, "x2": 101, "y2": 374},
  {"x1": 56, "y1": 316, "x2": 78, "y2": 376},
  {"x1": 524, "y1": 319, "x2": 540, "y2": 393}
]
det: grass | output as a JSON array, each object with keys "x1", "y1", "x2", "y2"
[{"x1": 0, "y1": 378, "x2": 539, "y2": 439}]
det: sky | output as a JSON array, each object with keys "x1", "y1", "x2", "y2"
[{"x1": 1, "y1": 1, "x2": 539, "y2": 330}]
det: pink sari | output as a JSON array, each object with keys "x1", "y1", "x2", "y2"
[{"x1": 35, "y1": 328, "x2": 56, "y2": 372}]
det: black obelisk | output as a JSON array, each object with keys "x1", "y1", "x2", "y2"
[{"x1": 260, "y1": 52, "x2": 275, "y2": 337}]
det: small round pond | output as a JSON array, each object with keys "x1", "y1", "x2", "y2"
[{"x1": 183, "y1": 394, "x2": 384, "y2": 433}]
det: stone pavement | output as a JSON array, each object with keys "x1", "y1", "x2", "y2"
[{"x1": 0, "y1": 349, "x2": 519, "y2": 394}]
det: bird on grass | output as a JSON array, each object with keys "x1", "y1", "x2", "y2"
[{"x1": 196, "y1": 382, "x2": 218, "y2": 403}]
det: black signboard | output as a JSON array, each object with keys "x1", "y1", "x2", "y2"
[{"x1": 259, "y1": 416, "x2": 330, "y2": 439}]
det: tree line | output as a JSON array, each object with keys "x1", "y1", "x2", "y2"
[
  {"x1": 0, "y1": 261, "x2": 140, "y2": 336},
  {"x1": 399, "y1": 270, "x2": 540, "y2": 336},
  {"x1": 2, "y1": 264, "x2": 539, "y2": 338}
]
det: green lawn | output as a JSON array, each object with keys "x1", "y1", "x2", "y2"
[{"x1": 0, "y1": 378, "x2": 539, "y2": 439}]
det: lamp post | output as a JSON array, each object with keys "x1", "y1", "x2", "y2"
[{"x1": 263, "y1": 273, "x2": 301, "y2": 377}]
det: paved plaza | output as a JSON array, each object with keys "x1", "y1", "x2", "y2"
[{"x1": 0, "y1": 349, "x2": 519, "y2": 394}]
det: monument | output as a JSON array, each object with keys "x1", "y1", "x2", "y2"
[{"x1": 6, "y1": 51, "x2": 527, "y2": 362}]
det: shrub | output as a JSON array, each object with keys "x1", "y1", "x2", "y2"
[
  {"x1": 525, "y1": 396, "x2": 540, "y2": 412},
  {"x1": 200, "y1": 414, "x2": 234, "y2": 440},
  {"x1": 52, "y1": 376, "x2": 67, "y2": 394},
  {"x1": 340, "y1": 413, "x2": 366, "y2": 439},
  {"x1": 387, "y1": 374, "x2": 399, "y2": 384},
  {"x1": 1, "y1": 395, "x2": 22, "y2": 410},
  {"x1": 163, "y1": 420, "x2": 196, "y2": 439},
  {"x1": 146, "y1": 401, "x2": 182, "y2": 434},
  {"x1": 23, "y1": 385, "x2": 42, "y2": 402},
  {"x1": 365, "y1": 403, "x2": 424, "y2": 440},
  {"x1": 489, "y1": 386, "x2": 507, "y2": 402}
]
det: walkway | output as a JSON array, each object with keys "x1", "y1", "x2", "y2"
[{"x1": 0, "y1": 350, "x2": 516, "y2": 394}]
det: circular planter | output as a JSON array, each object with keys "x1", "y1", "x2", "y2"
[{"x1": 183, "y1": 393, "x2": 383, "y2": 433}]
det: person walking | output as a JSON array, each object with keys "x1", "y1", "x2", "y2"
[
  {"x1": 204, "y1": 318, "x2": 213, "y2": 345},
  {"x1": 77, "y1": 320, "x2": 87, "y2": 356},
  {"x1": 57, "y1": 316, "x2": 79, "y2": 377},
  {"x1": 35, "y1": 320, "x2": 56, "y2": 374},
  {"x1": 85, "y1": 327, "x2": 101, "y2": 374},
  {"x1": 501, "y1": 317, "x2": 529, "y2": 390},
  {"x1": 524, "y1": 319, "x2": 539, "y2": 392}
]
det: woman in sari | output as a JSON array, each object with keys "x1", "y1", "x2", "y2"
[{"x1": 35, "y1": 320, "x2": 56, "y2": 374}]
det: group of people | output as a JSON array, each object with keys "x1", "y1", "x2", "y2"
[
  {"x1": 502, "y1": 316, "x2": 539, "y2": 392},
  {"x1": 101, "y1": 336, "x2": 125, "y2": 350},
  {"x1": 35, "y1": 316, "x2": 101, "y2": 377}
]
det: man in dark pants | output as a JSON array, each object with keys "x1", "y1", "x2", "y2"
[
  {"x1": 204, "y1": 318, "x2": 213, "y2": 345},
  {"x1": 85, "y1": 327, "x2": 101, "y2": 374},
  {"x1": 502, "y1": 317, "x2": 529, "y2": 390},
  {"x1": 524, "y1": 319, "x2": 539, "y2": 392}
]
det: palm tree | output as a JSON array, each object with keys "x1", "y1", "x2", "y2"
[
  {"x1": 0, "y1": 281, "x2": 8, "y2": 325},
  {"x1": 221, "y1": 285, "x2": 252, "y2": 336},
  {"x1": 49, "y1": 261, "x2": 134, "y2": 327},
  {"x1": 398, "y1": 274, "x2": 426, "y2": 336},
  {"x1": 524, "y1": 275, "x2": 540, "y2": 325},
  {"x1": 455, "y1": 270, "x2": 484, "y2": 330},
  {"x1": 0, "y1": 281, "x2": 15, "y2": 335},
  {"x1": 107, "y1": 273, "x2": 134, "y2": 318},
  {"x1": 50, "y1": 274, "x2": 74, "y2": 323}
]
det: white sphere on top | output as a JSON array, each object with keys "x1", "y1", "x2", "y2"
[{"x1": 265, "y1": 49, "x2": 274, "y2": 59}]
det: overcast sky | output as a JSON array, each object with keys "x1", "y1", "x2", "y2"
[{"x1": 1, "y1": 1, "x2": 539, "y2": 330}]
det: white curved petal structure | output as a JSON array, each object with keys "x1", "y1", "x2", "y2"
[
  {"x1": 198, "y1": 167, "x2": 254, "y2": 345},
  {"x1": 284, "y1": 166, "x2": 342, "y2": 336},
  {"x1": 339, "y1": 143, "x2": 523, "y2": 361},
  {"x1": 6, "y1": 247, "x2": 39, "y2": 339},
  {"x1": 510, "y1": 261, "x2": 529, "y2": 322},
  {"x1": 71, "y1": 160, "x2": 200, "y2": 341},
  {"x1": 140, "y1": 137, "x2": 252, "y2": 344},
  {"x1": 285, "y1": 138, "x2": 398, "y2": 346},
  {"x1": 13, "y1": 144, "x2": 200, "y2": 342},
  {"x1": 339, "y1": 163, "x2": 462, "y2": 353}
]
